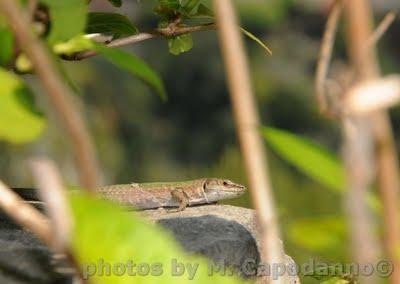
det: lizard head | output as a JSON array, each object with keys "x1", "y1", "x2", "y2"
[{"x1": 202, "y1": 178, "x2": 246, "y2": 202}]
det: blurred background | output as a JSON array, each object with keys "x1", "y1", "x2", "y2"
[{"x1": 2, "y1": 0, "x2": 400, "y2": 282}]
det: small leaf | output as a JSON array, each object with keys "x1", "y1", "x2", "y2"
[
  {"x1": 183, "y1": 0, "x2": 200, "y2": 14},
  {"x1": 40, "y1": 0, "x2": 87, "y2": 44},
  {"x1": 86, "y1": 12, "x2": 138, "y2": 40},
  {"x1": 262, "y1": 127, "x2": 344, "y2": 192},
  {"x1": 69, "y1": 193, "x2": 246, "y2": 284},
  {"x1": 241, "y1": 28, "x2": 272, "y2": 55},
  {"x1": 194, "y1": 3, "x2": 214, "y2": 18},
  {"x1": 53, "y1": 36, "x2": 94, "y2": 55},
  {"x1": 94, "y1": 44, "x2": 167, "y2": 100},
  {"x1": 0, "y1": 27, "x2": 13, "y2": 66},
  {"x1": 158, "y1": 0, "x2": 182, "y2": 10},
  {"x1": 0, "y1": 68, "x2": 45, "y2": 143},
  {"x1": 15, "y1": 54, "x2": 33, "y2": 73},
  {"x1": 168, "y1": 34, "x2": 193, "y2": 55},
  {"x1": 108, "y1": 0, "x2": 122, "y2": 7}
]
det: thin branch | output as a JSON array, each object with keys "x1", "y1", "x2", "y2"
[
  {"x1": 0, "y1": 180, "x2": 53, "y2": 248},
  {"x1": 212, "y1": 1, "x2": 283, "y2": 284},
  {"x1": 366, "y1": 11, "x2": 397, "y2": 50},
  {"x1": 64, "y1": 23, "x2": 217, "y2": 61},
  {"x1": 30, "y1": 158, "x2": 72, "y2": 252},
  {"x1": 315, "y1": 0, "x2": 343, "y2": 115},
  {"x1": 0, "y1": 0, "x2": 99, "y2": 191}
]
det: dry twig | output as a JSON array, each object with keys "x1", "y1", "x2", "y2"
[
  {"x1": 315, "y1": 0, "x2": 343, "y2": 115},
  {"x1": 0, "y1": 0, "x2": 99, "y2": 190},
  {"x1": 30, "y1": 158, "x2": 72, "y2": 252},
  {"x1": 66, "y1": 23, "x2": 217, "y2": 61},
  {"x1": 213, "y1": 0, "x2": 283, "y2": 283},
  {"x1": 0, "y1": 181, "x2": 53, "y2": 247}
]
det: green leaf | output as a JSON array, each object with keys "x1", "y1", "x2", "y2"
[
  {"x1": 108, "y1": 0, "x2": 122, "y2": 7},
  {"x1": 94, "y1": 44, "x2": 167, "y2": 100},
  {"x1": 40, "y1": 0, "x2": 87, "y2": 44},
  {"x1": 158, "y1": 0, "x2": 182, "y2": 10},
  {"x1": 193, "y1": 3, "x2": 214, "y2": 18},
  {"x1": 0, "y1": 27, "x2": 13, "y2": 66},
  {"x1": 53, "y1": 36, "x2": 94, "y2": 56},
  {"x1": 241, "y1": 28, "x2": 272, "y2": 56},
  {"x1": 183, "y1": 0, "x2": 200, "y2": 14},
  {"x1": 0, "y1": 68, "x2": 45, "y2": 143},
  {"x1": 86, "y1": 12, "x2": 138, "y2": 40},
  {"x1": 287, "y1": 216, "x2": 346, "y2": 253},
  {"x1": 262, "y1": 127, "x2": 345, "y2": 192},
  {"x1": 69, "y1": 193, "x2": 246, "y2": 284},
  {"x1": 262, "y1": 127, "x2": 381, "y2": 213},
  {"x1": 168, "y1": 34, "x2": 193, "y2": 55}
]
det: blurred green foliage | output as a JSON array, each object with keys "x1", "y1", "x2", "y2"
[
  {"x1": 1, "y1": 0, "x2": 399, "y2": 283},
  {"x1": 70, "y1": 193, "x2": 246, "y2": 284}
]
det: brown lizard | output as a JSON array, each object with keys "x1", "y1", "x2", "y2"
[{"x1": 13, "y1": 178, "x2": 246, "y2": 212}]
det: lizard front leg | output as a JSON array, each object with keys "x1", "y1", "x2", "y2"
[{"x1": 169, "y1": 188, "x2": 189, "y2": 212}]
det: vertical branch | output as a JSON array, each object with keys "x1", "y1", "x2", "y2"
[
  {"x1": 344, "y1": 1, "x2": 400, "y2": 283},
  {"x1": 212, "y1": 1, "x2": 283, "y2": 283},
  {"x1": 315, "y1": 0, "x2": 343, "y2": 114},
  {"x1": 30, "y1": 158, "x2": 72, "y2": 252},
  {"x1": 0, "y1": 0, "x2": 99, "y2": 190}
]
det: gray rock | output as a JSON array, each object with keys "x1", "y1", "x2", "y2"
[
  {"x1": 0, "y1": 204, "x2": 300, "y2": 283},
  {"x1": 0, "y1": 213, "x2": 72, "y2": 284},
  {"x1": 141, "y1": 205, "x2": 300, "y2": 284}
]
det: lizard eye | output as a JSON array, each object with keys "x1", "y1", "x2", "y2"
[{"x1": 223, "y1": 181, "x2": 228, "y2": 186}]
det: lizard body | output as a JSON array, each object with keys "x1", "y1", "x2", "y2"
[{"x1": 13, "y1": 178, "x2": 246, "y2": 211}]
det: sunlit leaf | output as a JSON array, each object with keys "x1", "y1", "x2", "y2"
[
  {"x1": 262, "y1": 127, "x2": 344, "y2": 192},
  {"x1": 53, "y1": 36, "x2": 94, "y2": 55},
  {"x1": 168, "y1": 34, "x2": 193, "y2": 55},
  {"x1": 0, "y1": 68, "x2": 45, "y2": 143},
  {"x1": 40, "y1": 0, "x2": 87, "y2": 44},
  {"x1": 86, "y1": 12, "x2": 138, "y2": 40},
  {"x1": 69, "y1": 193, "x2": 245, "y2": 284},
  {"x1": 94, "y1": 44, "x2": 167, "y2": 100}
]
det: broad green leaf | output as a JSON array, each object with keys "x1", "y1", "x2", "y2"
[
  {"x1": 0, "y1": 68, "x2": 45, "y2": 143},
  {"x1": 69, "y1": 193, "x2": 246, "y2": 284},
  {"x1": 262, "y1": 127, "x2": 381, "y2": 213},
  {"x1": 108, "y1": 0, "x2": 122, "y2": 7},
  {"x1": 287, "y1": 216, "x2": 346, "y2": 253},
  {"x1": 168, "y1": 34, "x2": 193, "y2": 55},
  {"x1": 94, "y1": 44, "x2": 167, "y2": 100},
  {"x1": 86, "y1": 13, "x2": 138, "y2": 40},
  {"x1": 241, "y1": 28, "x2": 272, "y2": 56},
  {"x1": 40, "y1": 0, "x2": 87, "y2": 44},
  {"x1": 262, "y1": 127, "x2": 345, "y2": 192},
  {"x1": 0, "y1": 27, "x2": 13, "y2": 66}
]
